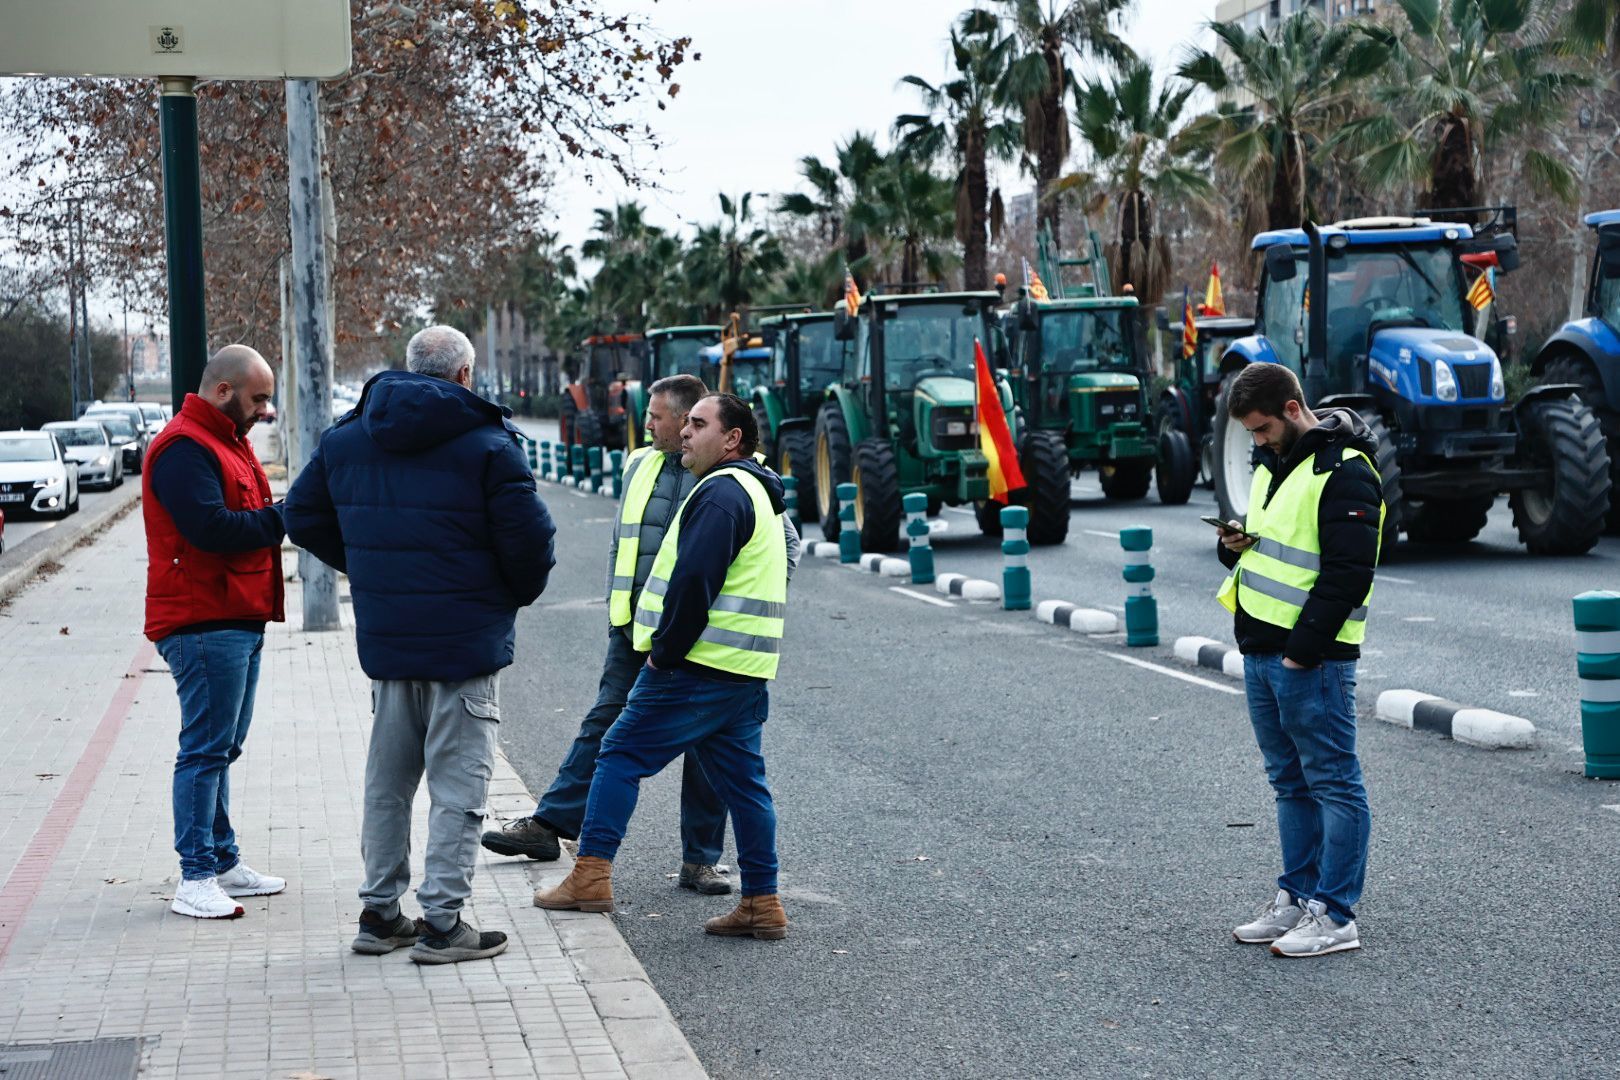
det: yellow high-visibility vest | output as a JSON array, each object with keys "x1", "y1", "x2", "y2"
[{"x1": 608, "y1": 446, "x2": 667, "y2": 627}]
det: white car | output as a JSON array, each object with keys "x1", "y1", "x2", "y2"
[
  {"x1": 42, "y1": 421, "x2": 124, "y2": 490},
  {"x1": 0, "y1": 431, "x2": 80, "y2": 517}
]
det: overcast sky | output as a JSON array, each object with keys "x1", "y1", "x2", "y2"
[{"x1": 544, "y1": 0, "x2": 1218, "y2": 254}]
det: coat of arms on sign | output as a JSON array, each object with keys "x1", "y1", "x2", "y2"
[{"x1": 150, "y1": 26, "x2": 184, "y2": 54}]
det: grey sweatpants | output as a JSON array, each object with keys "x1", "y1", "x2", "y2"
[{"x1": 359, "y1": 672, "x2": 500, "y2": 929}]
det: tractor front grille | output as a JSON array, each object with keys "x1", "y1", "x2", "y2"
[
  {"x1": 1453, "y1": 362, "x2": 1492, "y2": 399},
  {"x1": 1092, "y1": 390, "x2": 1141, "y2": 426},
  {"x1": 930, "y1": 407, "x2": 977, "y2": 451}
]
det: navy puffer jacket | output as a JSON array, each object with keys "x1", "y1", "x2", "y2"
[{"x1": 285, "y1": 369, "x2": 556, "y2": 681}]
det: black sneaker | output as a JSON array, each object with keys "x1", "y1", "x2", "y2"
[
  {"x1": 351, "y1": 909, "x2": 422, "y2": 955},
  {"x1": 678, "y1": 862, "x2": 734, "y2": 895},
  {"x1": 480, "y1": 816, "x2": 561, "y2": 861},
  {"x1": 409, "y1": 917, "x2": 509, "y2": 965}
]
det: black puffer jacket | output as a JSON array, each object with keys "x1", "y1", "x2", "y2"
[{"x1": 1216, "y1": 408, "x2": 1383, "y2": 667}]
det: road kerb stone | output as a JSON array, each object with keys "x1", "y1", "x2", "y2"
[
  {"x1": 1375, "y1": 689, "x2": 1536, "y2": 749},
  {"x1": 0, "y1": 481, "x2": 141, "y2": 604},
  {"x1": 1034, "y1": 599, "x2": 1117, "y2": 634}
]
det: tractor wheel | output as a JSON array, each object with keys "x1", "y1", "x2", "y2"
[
  {"x1": 1355, "y1": 410, "x2": 1405, "y2": 557},
  {"x1": 559, "y1": 393, "x2": 578, "y2": 447},
  {"x1": 752, "y1": 403, "x2": 777, "y2": 469},
  {"x1": 777, "y1": 428, "x2": 818, "y2": 523},
  {"x1": 1509, "y1": 395, "x2": 1611, "y2": 555},
  {"x1": 1155, "y1": 427, "x2": 1197, "y2": 506},
  {"x1": 852, "y1": 438, "x2": 902, "y2": 553},
  {"x1": 575, "y1": 408, "x2": 604, "y2": 449},
  {"x1": 1020, "y1": 430, "x2": 1071, "y2": 545},
  {"x1": 975, "y1": 499, "x2": 1004, "y2": 537},
  {"x1": 814, "y1": 402, "x2": 853, "y2": 541},
  {"x1": 1212, "y1": 372, "x2": 1254, "y2": 521},
  {"x1": 1541, "y1": 354, "x2": 1620, "y2": 533},
  {"x1": 1099, "y1": 459, "x2": 1152, "y2": 501},
  {"x1": 1403, "y1": 497, "x2": 1494, "y2": 545}
]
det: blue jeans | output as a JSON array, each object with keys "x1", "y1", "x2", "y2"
[
  {"x1": 536, "y1": 626, "x2": 727, "y2": 865},
  {"x1": 578, "y1": 666, "x2": 778, "y2": 896},
  {"x1": 157, "y1": 629, "x2": 264, "y2": 881},
  {"x1": 1243, "y1": 653, "x2": 1370, "y2": 924}
]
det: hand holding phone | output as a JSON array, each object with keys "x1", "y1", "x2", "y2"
[{"x1": 1202, "y1": 515, "x2": 1258, "y2": 552}]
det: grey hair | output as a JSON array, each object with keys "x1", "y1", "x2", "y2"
[{"x1": 406, "y1": 325, "x2": 475, "y2": 380}]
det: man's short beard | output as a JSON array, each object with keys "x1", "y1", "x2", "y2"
[{"x1": 222, "y1": 392, "x2": 253, "y2": 437}]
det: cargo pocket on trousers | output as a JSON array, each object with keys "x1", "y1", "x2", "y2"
[{"x1": 459, "y1": 695, "x2": 499, "y2": 829}]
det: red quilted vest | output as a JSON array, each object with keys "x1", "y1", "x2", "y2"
[{"x1": 142, "y1": 394, "x2": 285, "y2": 641}]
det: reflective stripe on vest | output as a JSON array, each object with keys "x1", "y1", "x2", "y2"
[
  {"x1": 631, "y1": 465, "x2": 789, "y2": 679},
  {"x1": 608, "y1": 447, "x2": 665, "y2": 627},
  {"x1": 1215, "y1": 444, "x2": 1383, "y2": 645}
]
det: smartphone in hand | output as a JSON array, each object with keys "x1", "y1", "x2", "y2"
[{"x1": 1200, "y1": 515, "x2": 1257, "y2": 541}]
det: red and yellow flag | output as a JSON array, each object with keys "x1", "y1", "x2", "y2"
[
  {"x1": 975, "y1": 338, "x2": 1026, "y2": 504},
  {"x1": 1466, "y1": 269, "x2": 1494, "y2": 311},
  {"x1": 844, "y1": 266, "x2": 862, "y2": 316},
  {"x1": 1181, "y1": 286, "x2": 1198, "y2": 360},
  {"x1": 1202, "y1": 261, "x2": 1225, "y2": 316}
]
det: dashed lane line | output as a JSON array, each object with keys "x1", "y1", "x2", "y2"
[
  {"x1": 888, "y1": 586, "x2": 956, "y2": 608},
  {"x1": 1380, "y1": 574, "x2": 1417, "y2": 585},
  {"x1": 1102, "y1": 651, "x2": 1245, "y2": 695},
  {"x1": 1082, "y1": 529, "x2": 1119, "y2": 539}
]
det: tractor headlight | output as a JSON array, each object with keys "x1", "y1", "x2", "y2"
[
  {"x1": 943, "y1": 420, "x2": 968, "y2": 436},
  {"x1": 1433, "y1": 360, "x2": 1459, "y2": 402},
  {"x1": 1489, "y1": 357, "x2": 1505, "y2": 400}
]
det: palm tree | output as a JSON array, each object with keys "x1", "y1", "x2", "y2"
[
  {"x1": 774, "y1": 132, "x2": 885, "y2": 287},
  {"x1": 579, "y1": 202, "x2": 688, "y2": 330},
  {"x1": 1339, "y1": 0, "x2": 1592, "y2": 208},
  {"x1": 1178, "y1": 11, "x2": 1390, "y2": 231},
  {"x1": 1073, "y1": 60, "x2": 1213, "y2": 304},
  {"x1": 993, "y1": 0, "x2": 1135, "y2": 249},
  {"x1": 851, "y1": 157, "x2": 961, "y2": 288},
  {"x1": 894, "y1": 8, "x2": 1022, "y2": 290},
  {"x1": 682, "y1": 193, "x2": 787, "y2": 322}
]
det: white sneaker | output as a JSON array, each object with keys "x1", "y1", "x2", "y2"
[
  {"x1": 217, "y1": 862, "x2": 286, "y2": 897},
  {"x1": 172, "y1": 876, "x2": 245, "y2": 919},
  {"x1": 1270, "y1": 899, "x2": 1360, "y2": 957},
  {"x1": 1233, "y1": 888, "x2": 1304, "y2": 943}
]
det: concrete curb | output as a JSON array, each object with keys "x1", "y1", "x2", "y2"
[
  {"x1": 850, "y1": 552, "x2": 911, "y2": 577},
  {"x1": 1173, "y1": 636, "x2": 1245, "y2": 679},
  {"x1": 1034, "y1": 600, "x2": 1118, "y2": 634},
  {"x1": 935, "y1": 572, "x2": 1000, "y2": 602},
  {"x1": 0, "y1": 482, "x2": 143, "y2": 605},
  {"x1": 488, "y1": 748, "x2": 711, "y2": 1080},
  {"x1": 1375, "y1": 689, "x2": 1536, "y2": 750},
  {"x1": 810, "y1": 540, "x2": 840, "y2": 559}
]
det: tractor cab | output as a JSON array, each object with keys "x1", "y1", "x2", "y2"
[
  {"x1": 619, "y1": 325, "x2": 723, "y2": 452},
  {"x1": 1007, "y1": 295, "x2": 1146, "y2": 449},
  {"x1": 752, "y1": 310, "x2": 846, "y2": 521},
  {"x1": 562, "y1": 333, "x2": 645, "y2": 450}
]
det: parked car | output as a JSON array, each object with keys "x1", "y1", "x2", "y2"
[
  {"x1": 0, "y1": 431, "x2": 79, "y2": 517},
  {"x1": 136, "y1": 401, "x2": 167, "y2": 436},
  {"x1": 42, "y1": 421, "x2": 123, "y2": 490},
  {"x1": 84, "y1": 401, "x2": 158, "y2": 443},
  {"x1": 92, "y1": 414, "x2": 146, "y2": 474}
]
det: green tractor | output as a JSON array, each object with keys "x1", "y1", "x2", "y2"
[
  {"x1": 1153, "y1": 308, "x2": 1255, "y2": 488},
  {"x1": 814, "y1": 289, "x2": 1069, "y2": 552},
  {"x1": 619, "y1": 325, "x2": 723, "y2": 451},
  {"x1": 751, "y1": 310, "x2": 849, "y2": 522}
]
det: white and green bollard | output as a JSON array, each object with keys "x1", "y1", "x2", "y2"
[
  {"x1": 1121, "y1": 526, "x2": 1157, "y2": 646},
  {"x1": 782, "y1": 475, "x2": 800, "y2": 532},
  {"x1": 540, "y1": 441, "x2": 553, "y2": 480},
  {"x1": 523, "y1": 436, "x2": 538, "y2": 474},
  {"x1": 1000, "y1": 504, "x2": 1030, "y2": 611},
  {"x1": 903, "y1": 492, "x2": 933, "y2": 584},
  {"x1": 1575, "y1": 590, "x2": 1620, "y2": 779},
  {"x1": 568, "y1": 444, "x2": 585, "y2": 486},
  {"x1": 837, "y1": 483, "x2": 860, "y2": 564},
  {"x1": 585, "y1": 446, "x2": 603, "y2": 493},
  {"x1": 609, "y1": 450, "x2": 624, "y2": 499}
]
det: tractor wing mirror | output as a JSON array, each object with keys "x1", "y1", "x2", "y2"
[
  {"x1": 1492, "y1": 233, "x2": 1521, "y2": 273},
  {"x1": 1598, "y1": 225, "x2": 1620, "y2": 279},
  {"x1": 1264, "y1": 243, "x2": 1298, "y2": 283}
]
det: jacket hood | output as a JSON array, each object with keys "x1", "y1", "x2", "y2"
[
  {"x1": 1276, "y1": 407, "x2": 1376, "y2": 475},
  {"x1": 358, "y1": 370, "x2": 509, "y2": 453},
  {"x1": 711, "y1": 457, "x2": 787, "y2": 515}
]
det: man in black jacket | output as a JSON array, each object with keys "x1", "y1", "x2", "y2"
[{"x1": 1215, "y1": 362, "x2": 1382, "y2": 959}]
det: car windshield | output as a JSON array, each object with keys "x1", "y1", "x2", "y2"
[
  {"x1": 1598, "y1": 270, "x2": 1620, "y2": 331},
  {"x1": 45, "y1": 425, "x2": 104, "y2": 447},
  {"x1": 138, "y1": 404, "x2": 164, "y2": 421},
  {"x1": 653, "y1": 336, "x2": 719, "y2": 382},
  {"x1": 796, "y1": 321, "x2": 846, "y2": 394},
  {"x1": 0, "y1": 436, "x2": 54, "y2": 462},
  {"x1": 879, "y1": 302, "x2": 987, "y2": 390},
  {"x1": 1325, "y1": 244, "x2": 1468, "y2": 362},
  {"x1": 1039, "y1": 308, "x2": 1134, "y2": 373},
  {"x1": 728, "y1": 356, "x2": 772, "y2": 398},
  {"x1": 97, "y1": 417, "x2": 137, "y2": 439}
]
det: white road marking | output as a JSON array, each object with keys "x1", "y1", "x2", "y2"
[
  {"x1": 1102, "y1": 652, "x2": 1244, "y2": 695},
  {"x1": 1101, "y1": 604, "x2": 1125, "y2": 613},
  {"x1": 1603, "y1": 805, "x2": 1620, "y2": 817},
  {"x1": 943, "y1": 506, "x2": 975, "y2": 516},
  {"x1": 1082, "y1": 529, "x2": 1120, "y2": 539},
  {"x1": 1380, "y1": 574, "x2": 1417, "y2": 585},
  {"x1": 889, "y1": 586, "x2": 955, "y2": 608},
  {"x1": 1507, "y1": 689, "x2": 1540, "y2": 698},
  {"x1": 1402, "y1": 616, "x2": 1436, "y2": 623}
]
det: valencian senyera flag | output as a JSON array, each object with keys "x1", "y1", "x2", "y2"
[
  {"x1": 1466, "y1": 268, "x2": 1495, "y2": 311},
  {"x1": 1182, "y1": 286, "x2": 1198, "y2": 360},
  {"x1": 844, "y1": 266, "x2": 862, "y2": 316},
  {"x1": 1203, "y1": 261, "x2": 1225, "y2": 316},
  {"x1": 975, "y1": 338, "x2": 1026, "y2": 504},
  {"x1": 1023, "y1": 257, "x2": 1050, "y2": 301}
]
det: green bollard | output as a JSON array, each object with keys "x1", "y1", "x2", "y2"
[
  {"x1": 1574, "y1": 590, "x2": 1620, "y2": 779},
  {"x1": 609, "y1": 449, "x2": 624, "y2": 499},
  {"x1": 782, "y1": 475, "x2": 800, "y2": 532},
  {"x1": 524, "y1": 436, "x2": 538, "y2": 474},
  {"x1": 903, "y1": 492, "x2": 934, "y2": 584},
  {"x1": 1121, "y1": 526, "x2": 1157, "y2": 646},
  {"x1": 586, "y1": 446, "x2": 603, "y2": 492},
  {"x1": 569, "y1": 444, "x2": 585, "y2": 485},
  {"x1": 1000, "y1": 504, "x2": 1030, "y2": 611},
  {"x1": 837, "y1": 482, "x2": 860, "y2": 563},
  {"x1": 540, "y1": 440, "x2": 552, "y2": 480}
]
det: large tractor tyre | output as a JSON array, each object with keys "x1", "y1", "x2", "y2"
[
  {"x1": 1403, "y1": 497, "x2": 1494, "y2": 545},
  {"x1": 1509, "y1": 395, "x2": 1611, "y2": 556},
  {"x1": 1356, "y1": 411, "x2": 1405, "y2": 557},
  {"x1": 558, "y1": 393, "x2": 578, "y2": 447},
  {"x1": 1155, "y1": 427, "x2": 1197, "y2": 506},
  {"x1": 777, "y1": 428, "x2": 819, "y2": 523},
  {"x1": 1099, "y1": 459, "x2": 1153, "y2": 501},
  {"x1": 752, "y1": 404, "x2": 777, "y2": 469},
  {"x1": 1541, "y1": 354, "x2": 1620, "y2": 534},
  {"x1": 1212, "y1": 372, "x2": 1253, "y2": 521},
  {"x1": 575, "y1": 408, "x2": 605, "y2": 449},
  {"x1": 975, "y1": 499, "x2": 1004, "y2": 537},
  {"x1": 852, "y1": 438, "x2": 903, "y2": 553},
  {"x1": 814, "y1": 402, "x2": 853, "y2": 541},
  {"x1": 1020, "y1": 431, "x2": 1071, "y2": 545}
]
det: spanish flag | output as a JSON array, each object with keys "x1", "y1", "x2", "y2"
[
  {"x1": 1203, "y1": 261, "x2": 1225, "y2": 316},
  {"x1": 1182, "y1": 286, "x2": 1198, "y2": 360},
  {"x1": 975, "y1": 338, "x2": 1026, "y2": 504},
  {"x1": 1024, "y1": 257, "x2": 1050, "y2": 301},
  {"x1": 1466, "y1": 268, "x2": 1494, "y2": 311},
  {"x1": 844, "y1": 266, "x2": 862, "y2": 316}
]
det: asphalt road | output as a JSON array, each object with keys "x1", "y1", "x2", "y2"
[
  {"x1": 2, "y1": 476, "x2": 135, "y2": 551},
  {"x1": 499, "y1": 482, "x2": 1620, "y2": 1080}
]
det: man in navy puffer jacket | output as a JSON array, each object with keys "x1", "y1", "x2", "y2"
[{"x1": 285, "y1": 325, "x2": 555, "y2": 964}]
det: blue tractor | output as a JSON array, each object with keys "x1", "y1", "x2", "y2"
[
  {"x1": 1213, "y1": 217, "x2": 1610, "y2": 555},
  {"x1": 1531, "y1": 210, "x2": 1620, "y2": 531}
]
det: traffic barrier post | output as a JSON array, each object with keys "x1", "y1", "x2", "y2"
[
  {"x1": 1574, "y1": 590, "x2": 1620, "y2": 779},
  {"x1": 1121, "y1": 526, "x2": 1157, "y2": 647},
  {"x1": 1000, "y1": 505, "x2": 1030, "y2": 611},
  {"x1": 903, "y1": 492, "x2": 933, "y2": 584},
  {"x1": 782, "y1": 475, "x2": 800, "y2": 532},
  {"x1": 837, "y1": 483, "x2": 860, "y2": 564},
  {"x1": 609, "y1": 450, "x2": 624, "y2": 499}
]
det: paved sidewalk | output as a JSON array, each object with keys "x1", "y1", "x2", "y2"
[{"x1": 0, "y1": 506, "x2": 706, "y2": 1079}]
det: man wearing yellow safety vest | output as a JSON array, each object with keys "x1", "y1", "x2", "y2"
[
  {"x1": 481, "y1": 376, "x2": 799, "y2": 896},
  {"x1": 1216, "y1": 363, "x2": 1383, "y2": 959},
  {"x1": 535, "y1": 393, "x2": 792, "y2": 940}
]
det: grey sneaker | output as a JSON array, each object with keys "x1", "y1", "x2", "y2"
[
  {"x1": 678, "y1": 863, "x2": 733, "y2": 896},
  {"x1": 1233, "y1": 888, "x2": 1305, "y2": 943},
  {"x1": 480, "y1": 816, "x2": 561, "y2": 861},
  {"x1": 1270, "y1": 899, "x2": 1360, "y2": 958},
  {"x1": 410, "y1": 917, "x2": 509, "y2": 965},
  {"x1": 351, "y1": 909, "x2": 422, "y2": 955}
]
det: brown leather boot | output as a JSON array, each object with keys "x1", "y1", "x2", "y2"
[
  {"x1": 532, "y1": 855, "x2": 614, "y2": 912},
  {"x1": 703, "y1": 894, "x2": 787, "y2": 940}
]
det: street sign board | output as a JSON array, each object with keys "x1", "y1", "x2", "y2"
[{"x1": 0, "y1": 0, "x2": 352, "y2": 80}]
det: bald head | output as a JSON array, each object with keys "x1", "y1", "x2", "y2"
[{"x1": 199, "y1": 344, "x2": 275, "y2": 438}]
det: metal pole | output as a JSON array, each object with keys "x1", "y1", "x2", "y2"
[
  {"x1": 159, "y1": 77, "x2": 206, "y2": 411},
  {"x1": 64, "y1": 204, "x2": 80, "y2": 417},
  {"x1": 78, "y1": 201, "x2": 93, "y2": 404},
  {"x1": 286, "y1": 78, "x2": 340, "y2": 632}
]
